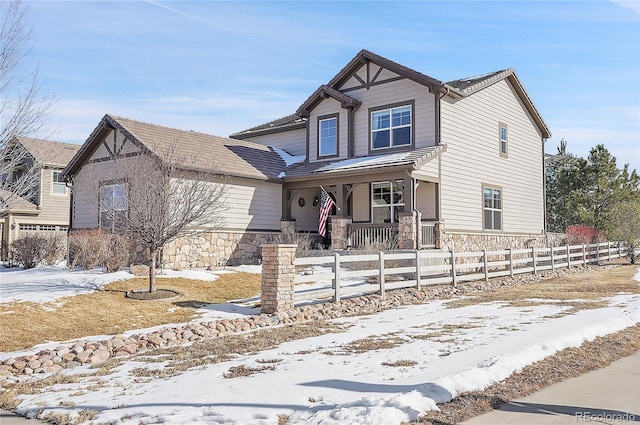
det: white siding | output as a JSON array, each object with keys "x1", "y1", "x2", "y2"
[
  {"x1": 306, "y1": 78, "x2": 437, "y2": 163},
  {"x1": 352, "y1": 184, "x2": 370, "y2": 222},
  {"x1": 348, "y1": 79, "x2": 436, "y2": 157},
  {"x1": 239, "y1": 128, "x2": 306, "y2": 156},
  {"x1": 440, "y1": 79, "x2": 545, "y2": 234},
  {"x1": 290, "y1": 188, "x2": 321, "y2": 232},
  {"x1": 35, "y1": 167, "x2": 71, "y2": 224},
  {"x1": 416, "y1": 183, "x2": 437, "y2": 220},
  {"x1": 307, "y1": 98, "x2": 347, "y2": 163},
  {"x1": 221, "y1": 178, "x2": 282, "y2": 231}
]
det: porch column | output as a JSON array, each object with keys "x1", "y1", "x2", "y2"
[
  {"x1": 281, "y1": 187, "x2": 292, "y2": 220},
  {"x1": 330, "y1": 216, "x2": 352, "y2": 250},
  {"x1": 280, "y1": 219, "x2": 296, "y2": 236},
  {"x1": 398, "y1": 211, "x2": 418, "y2": 250}
]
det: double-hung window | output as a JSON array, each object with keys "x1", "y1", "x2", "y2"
[
  {"x1": 52, "y1": 171, "x2": 66, "y2": 195},
  {"x1": 100, "y1": 182, "x2": 128, "y2": 232},
  {"x1": 499, "y1": 122, "x2": 508, "y2": 157},
  {"x1": 372, "y1": 180, "x2": 404, "y2": 223},
  {"x1": 318, "y1": 115, "x2": 338, "y2": 157},
  {"x1": 483, "y1": 186, "x2": 502, "y2": 230},
  {"x1": 371, "y1": 104, "x2": 412, "y2": 150}
]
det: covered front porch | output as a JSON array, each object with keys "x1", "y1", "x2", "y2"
[{"x1": 281, "y1": 172, "x2": 441, "y2": 250}]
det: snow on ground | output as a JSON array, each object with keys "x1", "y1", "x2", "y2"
[
  {"x1": 0, "y1": 264, "x2": 262, "y2": 304},
  {"x1": 2, "y1": 267, "x2": 640, "y2": 425}
]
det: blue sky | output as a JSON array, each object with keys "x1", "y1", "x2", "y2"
[{"x1": 24, "y1": 0, "x2": 640, "y2": 171}]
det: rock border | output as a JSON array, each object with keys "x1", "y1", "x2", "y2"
[{"x1": 0, "y1": 265, "x2": 600, "y2": 379}]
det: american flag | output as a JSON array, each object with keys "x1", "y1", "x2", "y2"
[{"x1": 318, "y1": 189, "x2": 335, "y2": 237}]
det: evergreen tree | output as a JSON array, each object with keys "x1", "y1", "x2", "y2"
[{"x1": 546, "y1": 142, "x2": 640, "y2": 234}]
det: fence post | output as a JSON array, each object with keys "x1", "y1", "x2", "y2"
[
  {"x1": 582, "y1": 244, "x2": 587, "y2": 267},
  {"x1": 483, "y1": 249, "x2": 488, "y2": 282},
  {"x1": 532, "y1": 246, "x2": 537, "y2": 275},
  {"x1": 618, "y1": 241, "x2": 622, "y2": 259},
  {"x1": 332, "y1": 252, "x2": 341, "y2": 302},
  {"x1": 508, "y1": 248, "x2": 514, "y2": 277},
  {"x1": 607, "y1": 241, "x2": 612, "y2": 261},
  {"x1": 596, "y1": 243, "x2": 600, "y2": 265},
  {"x1": 450, "y1": 249, "x2": 457, "y2": 287},
  {"x1": 550, "y1": 246, "x2": 555, "y2": 271},
  {"x1": 379, "y1": 251, "x2": 385, "y2": 298},
  {"x1": 566, "y1": 245, "x2": 570, "y2": 269},
  {"x1": 415, "y1": 249, "x2": 422, "y2": 290}
]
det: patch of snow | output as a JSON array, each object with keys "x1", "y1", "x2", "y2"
[{"x1": 272, "y1": 147, "x2": 306, "y2": 167}]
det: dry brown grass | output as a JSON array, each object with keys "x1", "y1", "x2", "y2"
[
  {"x1": 0, "y1": 272, "x2": 261, "y2": 352},
  {"x1": 382, "y1": 359, "x2": 418, "y2": 367},
  {"x1": 445, "y1": 264, "x2": 639, "y2": 310},
  {"x1": 414, "y1": 324, "x2": 640, "y2": 425}
]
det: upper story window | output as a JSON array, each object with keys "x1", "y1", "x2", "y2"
[
  {"x1": 52, "y1": 171, "x2": 66, "y2": 195},
  {"x1": 499, "y1": 122, "x2": 508, "y2": 157},
  {"x1": 99, "y1": 182, "x2": 128, "y2": 233},
  {"x1": 483, "y1": 185, "x2": 502, "y2": 231},
  {"x1": 371, "y1": 104, "x2": 412, "y2": 150},
  {"x1": 372, "y1": 180, "x2": 404, "y2": 223},
  {"x1": 318, "y1": 114, "x2": 338, "y2": 158}
]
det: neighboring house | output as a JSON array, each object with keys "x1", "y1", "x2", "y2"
[
  {"x1": 0, "y1": 137, "x2": 80, "y2": 259},
  {"x1": 62, "y1": 114, "x2": 288, "y2": 268},
  {"x1": 64, "y1": 50, "x2": 552, "y2": 268},
  {"x1": 231, "y1": 49, "x2": 552, "y2": 252}
]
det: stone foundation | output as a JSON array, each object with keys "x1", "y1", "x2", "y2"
[
  {"x1": 439, "y1": 231, "x2": 566, "y2": 253},
  {"x1": 156, "y1": 230, "x2": 281, "y2": 269}
]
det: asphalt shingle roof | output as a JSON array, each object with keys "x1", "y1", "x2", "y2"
[{"x1": 16, "y1": 137, "x2": 80, "y2": 168}]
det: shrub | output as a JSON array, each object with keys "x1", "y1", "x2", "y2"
[
  {"x1": 273, "y1": 232, "x2": 316, "y2": 258},
  {"x1": 68, "y1": 230, "x2": 132, "y2": 271},
  {"x1": 565, "y1": 224, "x2": 605, "y2": 246},
  {"x1": 42, "y1": 233, "x2": 66, "y2": 265},
  {"x1": 104, "y1": 234, "x2": 132, "y2": 272},
  {"x1": 11, "y1": 234, "x2": 47, "y2": 268},
  {"x1": 68, "y1": 230, "x2": 105, "y2": 270}
]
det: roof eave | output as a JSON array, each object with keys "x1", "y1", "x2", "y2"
[{"x1": 229, "y1": 121, "x2": 307, "y2": 139}]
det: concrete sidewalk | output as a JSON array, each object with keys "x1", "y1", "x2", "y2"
[{"x1": 462, "y1": 350, "x2": 640, "y2": 425}]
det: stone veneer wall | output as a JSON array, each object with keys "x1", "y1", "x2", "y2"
[
  {"x1": 155, "y1": 230, "x2": 281, "y2": 269},
  {"x1": 439, "y1": 231, "x2": 566, "y2": 252}
]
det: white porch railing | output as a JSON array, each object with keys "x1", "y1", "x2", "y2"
[
  {"x1": 347, "y1": 223, "x2": 398, "y2": 248},
  {"x1": 421, "y1": 222, "x2": 437, "y2": 248}
]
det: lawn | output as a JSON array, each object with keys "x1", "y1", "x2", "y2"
[{"x1": 0, "y1": 272, "x2": 261, "y2": 352}]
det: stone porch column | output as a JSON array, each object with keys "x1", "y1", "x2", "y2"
[
  {"x1": 280, "y1": 219, "x2": 296, "y2": 236},
  {"x1": 398, "y1": 211, "x2": 418, "y2": 250},
  {"x1": 330, "y1": 216, "x2": 352, "y2": 250},
  {"x1": 260, "y1": 244, "x2": 296, "y2": 314}
]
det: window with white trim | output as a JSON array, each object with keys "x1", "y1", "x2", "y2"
[
  {"x1": 52, "y1": 171, "x2": 66, "y2": 195},
  {"x1": 372, "y1": 180, "x2": 404, "y2": 223},
  {"x1": 499, "y1": 122, "x2": 508, "y2": 157},
  {"x1": 318, "y1": 116, "x2": 338, "y2": 157},
  {"x1": 19, "y1": 224, "x2": 37, "y2": 231},
  {"x1": 99, "y1": 183, "x2": 128, "y2": 232},
  {"x1": 371, "y1": 105, "x2": 412, "y2": 150},
  {"x1": 483, "y1": 186, "x2": 502, "y2": 230}
]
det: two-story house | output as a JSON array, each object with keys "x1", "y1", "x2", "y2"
[
  {"x1": 64, "y1": 49, "x2": 551, "y2": 268},
  {"x1": 0, "y1": 137, "x2": 80, "y2": 259},
  {"x1": 231, "y1": 49, "x2": 551, "y2": 253}
]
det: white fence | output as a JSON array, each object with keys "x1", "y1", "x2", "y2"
[{"x1": 292, "y1": 242, "x2": 627, "y2": 303}]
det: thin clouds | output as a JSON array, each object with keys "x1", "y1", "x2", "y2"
[{"x1": 611, "y1": 0, "x2": 640, "y2": 14}]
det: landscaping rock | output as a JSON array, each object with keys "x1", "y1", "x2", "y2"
[{"x1": 0, "y1": 265, "x2": 601, "y2": 379}]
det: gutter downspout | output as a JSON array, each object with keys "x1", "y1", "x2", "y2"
[
  {"x1": 542, "y1": 137, "x2": 548, "y2": 247},
  {"x1": 406, "y1": 170, "x2": 420, "y2": 249}
]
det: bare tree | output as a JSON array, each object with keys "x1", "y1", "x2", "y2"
[
  {"x1": 73, "y1": 142, "x2": 227, "y2": 292},
  {"x1": 1, "y1": 0, "x2": 55, "y2": 203}
]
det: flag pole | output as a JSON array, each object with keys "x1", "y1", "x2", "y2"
[{"x1": 319, "y1": 186, "x2": 341, "y2": 211}]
